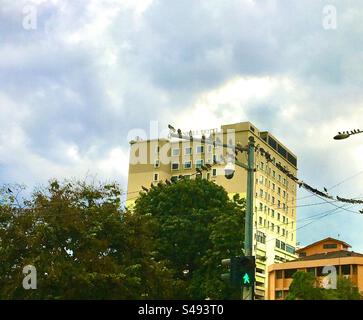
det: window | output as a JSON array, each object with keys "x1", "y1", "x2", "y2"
[
  {"x1": 323, "y1": 243, "x2": 337, "y2": 249},
  {"x1": 278, "y1": 200, "x2": 281, "y2": 208},
  {"x1": 307, "y1": 267, "x2": 315, "y2": 275},
  {"x1": 272, "y1": 197, "x2": 275, "y2": 204},
  {"x1": 271, "y1": 209, "x2": 275, "y2": 218},
  {"x1": 207, "y1": 145, "x2": 213, "y2": 153},
  {"x1": 260, "y1": 189, "x2": 264, "y2": 197},
  {"x1": 277, "y1": 226, "x2": 280, "y2": 234},
  {"x1": 273, "y1": 171, "x2": 276, "y2": 178},
  {"x1": 172, "y1": 148, "x2": 179, "y2": 156},
  {"x1": 271, "y1": 223, "x2": 274, "y2": 231},
  {"x1": 154, "y1": 160, "x2": 160, "y2": 168},
  {"x1": 284, "y1": 269, "x2": 297, "y2": 279},
  {"x1": 206, "y1": 172, "x2": 210, "y2": 180},
  {"x1": 259, "y1": 203, "x2": 263, "y2": 211},
  {"x1": 196, "y1": 145, "x2": 204, "y2": 154},
  {"x1": 341, "y1": 265, "x2": 350, "y2": 275},
  {"x1": 278, "y1": 187, "x2": 281, "y2": 195},
  {"x1": 276, "y1": 239, "x2": 281, "y2": 248},
  {"x1": 153, "y1": 173, "x2": 159, "y2": 182},
  {"x1": 260, "y1": 162, "x2": 264, "y2": 170},
  {"x1": 259, "y1": 217, "x2": 263, "y2": 225},
  {"x1": 278, "y1": 174, "x2": 281, "y2": 182},
  {"x1": 256, "y1": 231, "x2": 266, "y2": 244},
  {"x1": 184, "y1": 161, "x2": 192, "y2": 169},
  {"x1": 171, "y1": 162, "x2": 179, "y2": 170},
  {"x1": 280, "y1": 242, "x2": 286, "y2": 251},
  {"x1": 276, "y1": 271, "x2": 283, "y2": 279},
  {"x1": 277, "y1": 213, "x2": 280, "y2": 220},
  {"x1": 256, "y1": 268, "x2": 265, "y2": 275},
  {"x1": 286, "y1": 245, "x2": 295, "y2": 254},
  {"x1": 283, "y1": 191, "x2": 286, "y2": 198},
  {"x1": 282, "y1": 229, "x2": 285, "y2": 236},
  {"x1": 272, "y1": 183, "x2": 275, "y2": 190},
  {"x1": 212, "y1": 168, "x2": 217, "y2": 177},
  {"x1": 196, "y1": 159, "x2": 204, "y2": 168},
  {"x1": 185, "y1": 147, "x2": 192, "y2": 155}
]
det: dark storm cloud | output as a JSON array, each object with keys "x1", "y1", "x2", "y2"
[{"x1": 1, "y1": 0, "x2": 363, "y2": 248}]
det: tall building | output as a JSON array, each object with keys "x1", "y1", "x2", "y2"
[
  {"x1": 126, "y1": 121, "x2": 298, "y2": 299},
  {"x1": 268, "y1": 237, "x2": 363, "y2": 300}
]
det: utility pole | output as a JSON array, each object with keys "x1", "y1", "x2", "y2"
[
  {"x1": 242, "y1": 136, "x2": 255, "y2": 300},
  {"x1": 168, "y1": 125, "x2": 256, "y2": 300}
]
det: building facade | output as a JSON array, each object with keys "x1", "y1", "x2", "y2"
[
  {"x1": 268, "y1": 237, "x2": 363, "y2": 300},
  {"x1": 127, "y1": 121, "x2": 298, "y2": 299}
]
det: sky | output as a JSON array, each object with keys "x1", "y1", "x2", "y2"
[{"x1": 1, "y1": 0, "x2": 363, "y2": 250}]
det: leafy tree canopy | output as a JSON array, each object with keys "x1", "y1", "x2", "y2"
[
  {"x1": 0, "y1": 180, "x2": 172, "y2": 299},
  {"x1": 133, "y1": 178, "x2": 246, "y2": 299},
  {"x1": 286, "y1": 271, "x2": 362, "y2": 300}
]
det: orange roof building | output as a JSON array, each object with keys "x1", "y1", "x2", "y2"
[{"x1": 267, "y1": 237, "x2": 363, "y2": 300}]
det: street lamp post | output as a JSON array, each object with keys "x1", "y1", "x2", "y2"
[{"x1": 334, "y1": 129, "x2": 363, "y2": 140}]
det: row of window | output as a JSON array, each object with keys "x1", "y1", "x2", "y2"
[
  {"x1": 257, "y1": 217, "x2": 292, "y2": 239},
  {"x1": 255, "y1": 231, "x2": 266, "y2": 244},
  {"x1": 171, "y1": 145, "x2": 209, "y2": 156},
  {"x1": 257, "y1": 203, "x2": 293, "y2": 226},
  {"x1": 153, "y1": 171, "x2": 217, "y2": 183},
  {"x1": 257, "y1": 190, "x2": 290, "y2": 213},
  {"x1": 276, "y1": 265, "x2": 357, "y2": 280},
  {"x1": 276, "y1": 240, "x2": 295, "y2": 254},
  {"x1": 257, "y1": 163, "x2": 290, "y2": 188}
]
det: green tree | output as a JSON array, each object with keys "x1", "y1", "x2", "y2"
[
  {"x1": 322, "y1": 277, "x2": 362, "y2": 300},
  {"x1": 286, "y1": 271, "x2": 362, "y2": 300},
  {"x1": 0, "y1": 180, "x2": 173, "y2": 299},
  {"x1": 133, "y1": 178, "x2": 246, "y2": 299},
  {"x1": 286, "y1": 271, "x2": 324, "y2": 300}
]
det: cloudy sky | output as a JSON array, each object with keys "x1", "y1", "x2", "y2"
[{"x1": 1, "y1": 0, "x2": 363, "y2": 250}]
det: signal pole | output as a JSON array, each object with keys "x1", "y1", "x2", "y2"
[
  {"x1": 242, "y1": 136, "x2": 255, "y2": 300},
  {"x1": 168, "y1": 125, "x2": 256, "y2": 300}
]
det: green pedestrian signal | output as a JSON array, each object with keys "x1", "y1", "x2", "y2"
[
  {"x1": 243, "y1": 272, "x2": 250, "y2": 285},
  {"x1": 221, "y1": 256, "x2": 255, "y2": 288}
]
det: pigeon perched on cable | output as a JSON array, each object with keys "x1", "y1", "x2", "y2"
[
  {"x1": 324, "y1": 187, "x2": 328, "y2": 193},
  {"x1": 7, "y1": 188, "x2": 12, "y2": 193}
]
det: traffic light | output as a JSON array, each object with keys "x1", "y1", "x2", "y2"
[
  {"x1": 221, "y1": 256, "x2": 255, "y2": 288},
  {"x1": 240, "y1": 256, "x2": 255, "y2": 288}
]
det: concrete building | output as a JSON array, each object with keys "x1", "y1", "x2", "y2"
[
  {"x1": 126, "y1": 121, "x2": 298, "y2": 300},
  {"x1": 268, "y1": 237, "x2": 363, "y2": 300}
]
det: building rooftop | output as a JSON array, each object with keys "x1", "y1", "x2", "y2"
[
  {"x1": 295, "y1": 250, "x2": 363, "y2": 262},
  {"x1": 296, "y1": 237, "x2": 351, "y2": 253}
]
